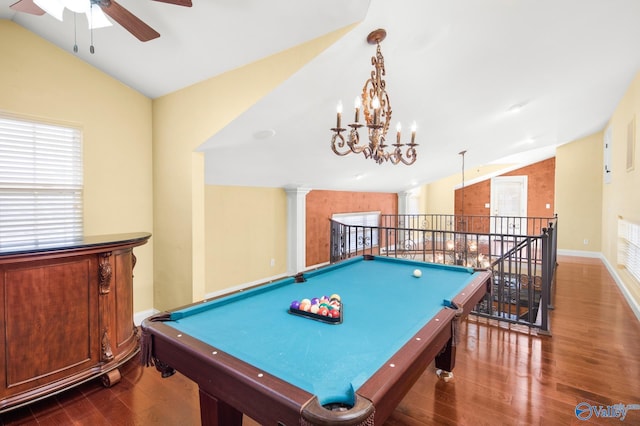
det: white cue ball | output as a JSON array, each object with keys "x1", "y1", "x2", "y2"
[{"x1": 413, "y1": 269, "x2": 422, "y2": 278}]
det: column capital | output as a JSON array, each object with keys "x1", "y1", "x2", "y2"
[{"x1": 284, "y1": 186, "x2": 311, "y2": 196}]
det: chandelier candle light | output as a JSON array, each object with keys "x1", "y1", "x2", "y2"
[{"x1": 331, "y1": 29, "x2": 418, "y2": 165}]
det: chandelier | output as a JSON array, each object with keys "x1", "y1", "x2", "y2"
[{"x1": 330, "y1": 29, "x2": 418, "y2": 165}]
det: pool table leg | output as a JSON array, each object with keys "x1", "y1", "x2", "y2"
[
  {"x1": 435, "y1": 336, "x2": 455, "y2": 372},
  {"x1": 199, "y1": 388, "x2": 243, "y2": 426},
  {"x1": 435, "y1": 315, "x2": 460, "y2": 382},
  {"x1": 435, "y1": 338, "x2": 456, "y2": 382}
]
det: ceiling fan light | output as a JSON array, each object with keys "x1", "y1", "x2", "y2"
[
  {"x1": 62, "y1": 0, "x2": 89, "y2": 14},
  {"x1": 87, "y1": 4, "x2": 112, "y2": 29},
  {"x1": 34, "y1": 0, "x2": 65, "y2": 21}
]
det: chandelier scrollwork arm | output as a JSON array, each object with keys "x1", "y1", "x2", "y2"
[
  {"x1": 330, "y1": 123, "x2": 367, "y2": 156},
  {"x1": 330, "y1": 130, "x2": 349, "y2": 156},
  {"x1": 330, "y1": 28, "x2": 418, "y2": 165}
]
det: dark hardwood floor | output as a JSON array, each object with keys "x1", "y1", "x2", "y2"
[{"x1": 2, "y1": 255, "x2": 639, "y2": 425}]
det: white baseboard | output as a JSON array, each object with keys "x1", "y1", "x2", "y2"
[
  {"x1": 557, "y1": 248, "x2": 602, "y2": 258},
  {"x1": 134, "y1": 273, "x2": 290, "y2": 325},
  {"x1": 557, "y1": 249, "x2": 640, "y2": 322},
  {"x1": 134, "y1": 309, "x2": 159, "y2": 326},
  {"x1": 203, "y1": 272, "x2": 289, "y2": 300},
  {"x1": 303, "y1": 261, "x2": 330, "y2": 272},
  {"x1": 599, "y1": 256, "x2": 640, "y2": 322}
]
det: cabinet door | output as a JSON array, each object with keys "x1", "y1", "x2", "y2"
[{"x1": 0, "y1": 255, "x2": 99, "y2": 398}]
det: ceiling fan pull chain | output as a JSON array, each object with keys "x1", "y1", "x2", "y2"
[
  {"x1": 89, "y1": 7, "x2": 95, "y2": 54},
  {"x1": 73, "y1": 12, "x2": 78, "y2": 53}
]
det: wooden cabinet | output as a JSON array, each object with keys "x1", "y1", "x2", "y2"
[{"x1": 0, "y1": 233, "x2": 151, "y2": 412}]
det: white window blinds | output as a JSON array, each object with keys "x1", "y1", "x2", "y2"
[
  {"x1": 0, "y1": 115, "x2": 83, "y2": 250},
  {"x1": 618, "y1": 217, "x2": 640, "y2": 285}
]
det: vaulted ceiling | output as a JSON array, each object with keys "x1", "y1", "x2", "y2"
[{"x1": 3, "y1": 0, "x2": 640, "y2": 192}]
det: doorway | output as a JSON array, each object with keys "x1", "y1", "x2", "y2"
[{"x1": 490, "y1": 176, "x2": 528, "y2": 235}]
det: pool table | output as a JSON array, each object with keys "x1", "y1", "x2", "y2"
[{"x1": 141, "y1": 255, "x2": 490, "y2": 426}]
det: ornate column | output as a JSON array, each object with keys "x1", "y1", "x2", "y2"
[
  {"x1": 397, "y1": 191, "x2": 413, "y2": 243},
  {"x1": 285, "y1": 187, "x2": 310, "y2": 275},
  {"x1": 397, "y1": 191, "x2": 412, "y2": 216}
]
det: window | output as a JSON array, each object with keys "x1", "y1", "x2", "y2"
[
  {"x1": 0, "y1": 115, "x2": 83, "y2": 249},
  {"x1": 618, "y1": 217, "x2": 640, "y2": 285}
]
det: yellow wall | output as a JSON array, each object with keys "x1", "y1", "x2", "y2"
[
  {"x1": 205, "y1": 186, "x2": 287, "y2": 294},
  {"x1": 0, "y1": 21, "x2": 154, "y2": 313},
  {"x1": 152, "y1": 24, "x2": 356, "y2": 310},
  {"x1": 602, "y1": 71, "x2": 640, "y2": 309},
  {"x1": 422, "y1": 174, "x2": 456, "y2": 215},
  {"x1": 418, "y1": 186, "x2": 428, "y2": 214},
  {"x1": 555, "y1": 132, "x2": 603, "y2": 251}
]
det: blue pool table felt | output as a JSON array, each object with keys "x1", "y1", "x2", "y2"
[{"x1": 167, "y1": 257, "x2": 476, "y2": 405}]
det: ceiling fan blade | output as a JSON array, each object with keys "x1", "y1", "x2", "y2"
[
  {"x1": 99, "y1": 0, "x2": 160, "y2": 42},
  {"x1": 152, "y1": 0, "x2": 192, "y2": 6},
  {"x1": 9, "y1": 0, "x2": 45, "y2": 15}
]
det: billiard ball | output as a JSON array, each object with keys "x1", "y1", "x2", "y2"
[
  {"x1": 311, "y1": 297, "x2": 320, "y2": 305},
  {"x1": 318, "y1": 307, "x2": 329, "y2": 316},
  {"x1": 310, "y1": 304, "x2": 320, "y2": 314},
  {"x1": 329, "y1": 293, "x2": 341, "y2": 302},
  {"x1": 299, "y1": 302, "x2": 310, "y2": 311},
  {"x1": 290, "y1": 300, "x2": 300, "y2": 310},
  {"x1": 413, "y1": 269, "x2": 422, "y2": 278},
  {"x1": 301, "y1": 298, "x2": 311, "y2": 305}
]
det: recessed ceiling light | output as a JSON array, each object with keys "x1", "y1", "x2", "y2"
[
  {"x1": 506, "y1": 101, "x2": 529, "y2": 113},
  {"x1": 253, "y1": 129, "x2": 276, "y2": 140}
]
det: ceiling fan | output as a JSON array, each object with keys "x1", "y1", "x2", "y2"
[{"x1": 9, "y1": 0, "x2": 192, "y2": 42}]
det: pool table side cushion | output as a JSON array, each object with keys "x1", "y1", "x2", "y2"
[
  {"x1": 356, "y1": 306, "x2": 456, "y2": 424},
  {"x1": 452, "y1": 268, "x2": 492, "y2": 315},
  {"x1": 303, "y1": 255, "x2": 475, "y2": 281},
  {"x1": 356, "y1": 268, "x2": 491, "y2": 424}
]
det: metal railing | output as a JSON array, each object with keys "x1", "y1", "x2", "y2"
[
  {"x1": 381, "y1": 213, "x2": 554, "y2": 236},
  {"x1": 330, "y1": 214, "x2": 558, "y2": 333}
]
